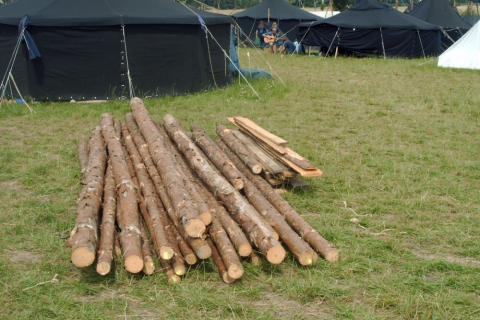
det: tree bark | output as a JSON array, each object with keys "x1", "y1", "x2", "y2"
[
  {"x1": 129, "y1": 100, "x2": 205, "y2": 238},
  {"x1": 218, "y1": 140, "x2": 338, "y2": 262},
  {"x1": 191, "y1": 124, "x2": 244, "y2": 190},
  {"x1": 207, "y1": 238, "x2": 235, "y2": 284},
  {"x1": 216, "y1": 124, "x2": 262, "y2": 174},
  {"x1": 163, "y1": 114, "x2": 285, "y2": 264},
  {"x1": 71, "y1": 126, "x2": 106, "y2": 268},
  {"x1": 96, "y1": 159, "x2": 116, "y2": 275},
  {"x1": 101, "y1": 113, "x2": 143, "y2": 273},
  {"x1": 122, "y1": 125, "x2": 174, "y2": 260},
  {"x1": 140, "y1": 221, "x2": 155, "y2": 275}
]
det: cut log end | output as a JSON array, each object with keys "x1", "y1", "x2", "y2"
[
  {"x1": 298, "y1": 251, "x2": 315, "y2": 266},
  {"x1": 199, "y1": 211, "x2": 213, "y2": 226},
  {"x1": 227, "y1": 263, "x2": 244, "y2": 280},
  {"x1": 173, "y1": 263, "x2": 187, "y2": 276},
  {"x1": 251, "y1": 164, "x2": 262, "y2": 175},
  {"x1": 222, "y1": 272, "x2": 236, "y2": 284},
  {"x1": 185, "y1": 253, "x2": 198, "y2": 265},
  {"x1": 160, "y1": 246, "x2": 175, "y2": 260},
  {"x1": 71, "y1": 247, "x2": 95, "y2": 268},
  {"x1": 168, "y1": 274, "x2": 182, "y2": 285},
  {"x1": 143, "y1": 256, "x2": 155, "y2": 275},
  {"x1": 250, "y1": 252, "x2": 263, "y2": 266},
  {"x1": 232, "y1": 179, "x2": 244, "y2": 190},
  {"x1": 196, "y1": 244, "x2": 212, "y2": 260},
  {"x1": 96, "y1": 262, "x2": 111, "y2": 276},
  {"x1": 266, "y1": 246, "x2": 286, "y2": 265},
  {"x1": 238, "y1": 243, "x2": 253, "y2": 257},
  {"x1": 325, "y1": 249, "x2": 339, "y2": 262},
  {"x1": 124, "y1": 255, "x2": 144, "y2": 274},
  {"x1": 184, "y1": 218, "x2": 206, "y2": 238}
]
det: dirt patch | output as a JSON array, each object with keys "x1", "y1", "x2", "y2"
[
  {"x1": 411, "y1": 249, "x2": 480, "y2": 268},
  {"x1": 0, "y1": 180, "x2": 22, "y2": 191},
  {"x1": 8, "y1": 250, "x2": 43, "y2": 264},
  {"x1": 253, "y1": 291, "x2": 330, "y2": 320}
]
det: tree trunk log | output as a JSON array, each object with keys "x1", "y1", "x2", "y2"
[
  {"x1": 140, "y1": 221, "x2": 155, "y2": 275},
  {"x1": 77, "y1": 138, "x2": 90, "y2": 181},
  {"x1": 171, "y1": 225, "x2": 197, "y2": 265},
  {"x1": 71, "y1": 126, "x2": 106, "y2": 268},
  {"x1": 218, "y1": 139, "x2": 338, "y2": 262},
  {"x1": 163, "y1": 114, "x2": 285, "y2": 264},
  {"x1": 122, "y1": 125, "x2": 174, "y2": 260},
  {"x1": 191, "y1": 124, "x2": 244, "y2": 190},
  {"x1": 250, "y1": 251, "x2": 263, "y2": 266},
  {"x1": 157, "y1": 124, "x2": 212, "y2": 225},
  {"x1": 207, "y1": 238, "x2": 235, "y2": 284},
  {"x1": 210, "y1": 214, "x2": 244, "y2": 279},
  {"x1": 216, "y1": 124, "x2": 262, "y2": 174},
  {"x1": 96, "y1": 159, "x2": 116, "y2": 275},
  {"x1": 159, "y1": 258, "x2": 181, "y2": 285},
  {"x1": 100, "y1": 113, "x2": 143, "y2": 273},
  {"x1": 129, "y1": 99, "x2": 205, "y2": 238},
  {"x1": 218, "y1": 140, "x2": 315, "y2": 266}
]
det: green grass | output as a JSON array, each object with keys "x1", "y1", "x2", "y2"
[{"x1": 1, "y1": 50, "x2": 479, "y2": 319}]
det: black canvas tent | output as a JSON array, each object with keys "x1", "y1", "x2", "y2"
[
  {"x1": 0, "y1": 0, "x2": 232, "y2": 101},
  {"x1": 407, "y1": 0, "x2": 471, "y2": 47},
  {"x1": 297, "y1": 0, "x2": 442, "y2": 58},
  {"x1": 233, "y1": 0, "x2": 320, "y2": 41},
  {"x1": 463, "y1": 15, "x2": 480, "y2": 26}
]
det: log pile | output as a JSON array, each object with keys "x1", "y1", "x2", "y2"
[
  {"x1": 223, "y1": 117, "x2": 323, "y2": 188},
  {"x1": 68, "y1": 98, "x2": 338, "y2": 284}
]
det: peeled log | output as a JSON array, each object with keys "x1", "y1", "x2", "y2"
[
  {"x1": 71, "y1": 126, "x2": 106, "y2": 268},
  {"x1": 203, "y1": 191, "x2": 252, "y2": 257},
  {"x1": 140, "y1": 222, "x2": 155, "y2": 275},
  {"x1": 218, "y1": 140, "x2": 339, "y2": 262},
  {"x1": 77, "y1": 139, "x2": 90, "y2": 181},
  {"x1": 129, "y1": 99, "x2": 205, "y2": 238},
  {"x1": 163, "y1": 114, "x2": 285, "y2": 264},
  {"x1": 157, "y1": 124, "x2": 212, "y2": 226},
  {"x1": 172, "y1": 225, "x2": 197, "y2": 265},
  {"x1": 122, "y1": 125, "x2": 174, "y2": 260},
  {"x1": 210, "y1": 215, "x2": 244, "y2": 279},
  {"x1": 191, "y1": 124, "x2": 244, "y2": 190},
  {"x1": 101, "y1": 113, "x2": 143, "y2": 273},
  {"x1": 96, "y1": 160, "x2": 116, "y2": 275},
  {"x1": 218, "y1": 140, "x2": 315, "y2": 266},
  {"x1": 207, "y1": 239, "x2": 235, "y2": 284},
  {"x1": 216, "y1": 124, "x2": 262, "y2": 174}
]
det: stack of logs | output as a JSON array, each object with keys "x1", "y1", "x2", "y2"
[{"x1": 68, "y1": 98, "x2": 338, "y2": 284}]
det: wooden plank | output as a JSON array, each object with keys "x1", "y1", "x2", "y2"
[
  {"x1": 233, "y1": 117, "x2": 288, "y2": 146},
  {"x1": 281, "y1": 156, "x2": 323, "y2": 177},
  {"x1": 234, "y1": 122, "x2": 287, "y2": 155},
  {"x1": 231, "y1": 130, "x2": 285, "y2": 175},
  {"x1": 283, "y1": 148, "x2": 316, "y2": 170}
]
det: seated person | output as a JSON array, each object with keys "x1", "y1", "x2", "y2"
[
  {"x1": 279, "y1": 40, "x2": 296, "y2": 56},
  {"x1": 263, "y1": 22, "x2": 283, "y2": 53}
]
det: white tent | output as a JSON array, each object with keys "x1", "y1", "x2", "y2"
[{"x1": 438, "y1": 21, "x2": 480, "y2": 70}]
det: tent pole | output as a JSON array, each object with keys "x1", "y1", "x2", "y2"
[
  {"x1": 379, "y1": 27, "x2": 386, "y2": 60},
  {"x1": 395, "y1": 0, "x2": 398, "y2": 10},
  {"x1": 268, "y1": 8, "x2": 270, "y2": 22},
  {"x1": 334, "y1": 46, "x2": 339, "y2": 59}
]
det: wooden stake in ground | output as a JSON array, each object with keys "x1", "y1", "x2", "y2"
[
  {"x1": 163, "y1": 114, "x2": 285, "y2": 264},
  {"x1": 129, "y1": 99, "x2": 205, "y2": 238},
  {"x1": 122, "y1": 125, "x2": 174, "y2": 260},
  {"x1": 70, "y1": 126, "x2": 106, "y2": 268},
  {"x1": 101, "y1": 113, "x2": 143, "y2": 273},
  {"x1": 210, "y1": 215, "x2": 244, "y2": 279},
  {"x1": 96, "y1": 160, "x2": 116, "y2": 275},
  {"x1": 218, "y1": 140, "x2": 315, "y2": 266},
  {"x1": 219, "y1": 140, "x2": 339, "y2": 262},
  {"x1": 207, "y1": 238, "x2": 235, "y2": 284},
  {"x1": 216, "y1": 124, "x2": 262, "y2": 174},
  {"x1": 191, "y1": 124, "x2": 244, "y2": 190}
]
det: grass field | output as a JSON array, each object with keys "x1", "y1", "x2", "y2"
[{"x1": 1, "y1": 50, "x2": 479, "y2": 319}]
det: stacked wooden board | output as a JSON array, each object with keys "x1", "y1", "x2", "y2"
[
  {"x1": 225, "y1": 117, "x2": 322, "y2": 187},
  {"x1": 68, "y1": 98, "x2": 337, "y2": 284}
]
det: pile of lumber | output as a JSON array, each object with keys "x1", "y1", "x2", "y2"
[
  {"x1": 68, "y1": 98, "x2": 338, "y2": 284},
  {"x1": 225, "y1": 117, "x2": 322, "y2": 188}
]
